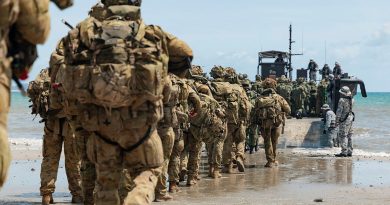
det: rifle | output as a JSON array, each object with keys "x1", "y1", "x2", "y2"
[{"x1": 61, "y1": 19, "x2": 74, "y2": 29}]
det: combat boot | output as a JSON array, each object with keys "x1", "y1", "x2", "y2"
[
  {"x1": 236, "y1": 157, "x2": 245, "y2": 172},
  {"x1": 208, "y1": 166, "x2": 214, "y2": 177},
  {"x1": 169, "y1": 181, "x2": 180, "y2": 193},
  {"x1": 42, "y1": 194, "x2": 52, "y2": 205},
  {"x1": 186, "y1": 175, "x2": 197, "y2": 186},
  {"x1": 179, "y1": 169, "x2": 187, "y2": 182},
  {"x1": 221, "y1": 164, "x2": 233, "y2": 174},
  {"x1": 264, "y1": 161, "x2": 274, "y2": 168},
  {"x1": 211, "y1": 168, "x2": 222, "y2": 179},
  {"x1": 155, "y1": 194, "x2": 173, "y2": 202}
]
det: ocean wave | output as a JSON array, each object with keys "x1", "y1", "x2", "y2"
[{"x1": 291, "y1": 148, "x2": 390, "y2": 158}]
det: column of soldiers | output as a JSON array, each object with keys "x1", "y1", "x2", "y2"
[{"x1": 2, "y1": 1, "x2": 353, "y2": 205}]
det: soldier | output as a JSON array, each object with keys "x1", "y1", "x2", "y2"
[
  {"x1": 307, "y1": 80, "x2": 318, "y2": 116},
  {"x1": 327, "y1": 74, "x2": 335, "y2": 109},
  {"x1": 321, "y1": 104, "x2": 337, "y2": 148},
  {"x1": 27, "y1": 69, "x2": 82, "y2": 204},
  {"x1": 320, "y1": 64, "x2": 331, "y2": 80},
  {"x1": 242, "y1": 79, "x2": 260, "y2": 154},
  {"x1": 291, "y1": 77, "x2": 308, "y2": 118},
  {"x1": 56, "y1": 0, "x2": 194, "y2": 204},
  {"x1": 186, "y1": 83, "x2": 226, "y2": 185},
  {"x1": 316, "y1": 78, "x2": 329, "y2": 115},
  {"x1": 276, "y1": 75, "x2": 293, "y2": 106},
  {"x1": 0, "y1": 0, "x2": 73, "y2": 188},
  {"x1": 50, "y1": 38, "x2": 97, "y2": 204},
  {"x1": 210, "y1": 67, "x2": 251, "y2": 174},
  {"x1": 335, "y1": 86, "x2": 354, "y2": 157},
  {"x1": 274, "y1": 53, "x2": 285, "y2": 63},
  {"x1": 253, "y1": 78, "x2": 290, "y2": 167},
  {"x1": 306, "y1": 59, "x2": 319, "y2": 81},
  {"x1": 333, "y1": 62, "x2": 343, "y2": 79},
  {"x1": 252, "y1": 75, "x2": 263, "y2": 96}
]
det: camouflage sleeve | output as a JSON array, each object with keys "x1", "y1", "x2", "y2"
[
  {"x1": 15, "y1": 0, "x2": 50, "y2": 44},
  {"x1": 187, "y1": 88, "x2": 201, "y2": 115},
  {"x1": 336, "y1": 99, "x2": 345, "y2": 123},
  {"x1": 278, "y1": 95, "x2": 291, "y2": 115},
  {"x1": 49, "y1": 38, "x2": 65, "y2": 83},
  {"x1": 161, "y1": 29, "x2": 193, "y2": 73}
]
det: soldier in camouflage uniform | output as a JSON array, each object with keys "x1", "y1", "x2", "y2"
[
  {"x1": 252, "y1": 75, "x2": 263, "y2": 95},
  {"x1": 276, "y1": 75, "x2": 293, "y2": 106},
  {"x1": 0, "y1": 0, "x2": 72, "y2": 189},
  {"x1": 291, "y1": 77, "x2": 308, "y2": 118},
  {"x1": 335, "y1": 86, "x2": 354, "y2": 157},
  {"x1": 316, "y1": 79, "x2": 329, "y2": 115},
  {"x1": 242, "y1": 79, "x2": 259, "y2": 154},
  {"x1": 210, "y1": 66, "x2": 251, "y2": 174},
  {"x1": 50, "y1": 38, "x2": 97, "y2": 205},
  {"x1": 28, "y1": 68, "x2": 83, "y2": 205},
  {"x1": 186, "y1": 82, "x2": 226, "y2": 185},
  {"x1": 307, "y1": 80, "x2": 318, "y2": 116},
  {"x1": 55, "y1": 0, "x2": 194, "y2": 204},
  {"x1": 252, "y1": 78, "x2": 291, "y2": 167}
]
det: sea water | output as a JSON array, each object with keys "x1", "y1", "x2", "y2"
[{"x1": 7, "y1": 92, "x2": 390, "y2": 154}]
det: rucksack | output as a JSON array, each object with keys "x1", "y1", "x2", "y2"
[
  {"x1": 189, "y1": 93, "x2": 221, "y2": 127},
  {"x1": 56, "y1": 5, "x2": 168, "y2": 118},
  {"x1": 254, "y1": 94, "x2": 282, "y2": 126},
  {"x1": 27, "y1": 69, "x2": 51, "y2": 120},
  {"x1": 209, "y1": 81, "x2": 240, "y2": 123}
]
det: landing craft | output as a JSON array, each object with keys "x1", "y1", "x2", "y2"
[{"x1": 251, "y1": 24, "x2": 367, "y2": 149}]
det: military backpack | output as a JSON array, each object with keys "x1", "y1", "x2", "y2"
[{"x1": 27, "y1": 69, "x2": 51, "y2": 120}]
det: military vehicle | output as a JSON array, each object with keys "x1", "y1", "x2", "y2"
[{"x1": 248, "y1": 25, "x2": 368, "y2": 151}]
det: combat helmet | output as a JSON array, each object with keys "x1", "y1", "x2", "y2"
[
  {"x1": 297, "y1": 77, "x2": 305, "y2": 84},
  {"x1": 191, "y1": 65, "x2": 204, "y2": 76},
  {"x1": 52, "y1": 0, "x2": 73, "y2": 9},
  {"x1": 210, "y1": 66, "x2": 225, "y2": 79},
  {"x1": 102, "y1": 0, "x2": 142, "y2": 6},
  {"x1": 255, "y1": 75, "x2": 262, "y2": 82},
  {"x1": 262, "y1": 78, "x2": 277, "y2": 89},
  {"x1": 278, "y1": 75, "x2": 288, "y2": 83},
  {"x1": 339, "y1": 86, "x2": 352, "y2": 97},
  {"x1": 224, "y1": 67, "x2": 237, "y2": 78},
  {"x1": 321, "y1": 104, "x2": 331, "y2": 110}
]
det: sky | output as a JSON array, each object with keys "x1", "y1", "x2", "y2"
[{"x1": 28, "y1": 0, "x2": 390, "y2": 92}]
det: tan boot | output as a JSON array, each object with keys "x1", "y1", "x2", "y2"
[
  {"x1": 42, "y1": 194, "x2": 52, "y2": 205},
  {"x1": 208, "y1": 166, "x2": 214, "y2": 177},
  {"x1": 264, "y1": 161, "x2": 274, "y2": 168},
  {"x1": 186, "y1": 175, "x2": 197, "y2": 186},
  {"x1": 169, "y1": 181, "x2": 180, "y2": 193},
  {"x1": 212, "y1": 168, "x2": 222, "y2": 179},
  {"x1": 236, "y1": 157, "x2": 245, "y2": 173},
  {"x1": 221, "y1": 164, "x2": 233, "y2": 174},
  {"x1": 155, "y1": 194, "x2": 173, "y2": 202}
]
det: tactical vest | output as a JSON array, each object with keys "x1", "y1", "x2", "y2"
[
  {"x1": 27, "y1": 69, "x2": 51, "y2": 120},
  {"x1": 56, "y1": 5, "x2": 169, "y2": 133}
]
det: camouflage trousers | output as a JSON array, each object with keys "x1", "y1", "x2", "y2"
[
  {"x1": 168, "y1": 128, "x2": 184, "y2": 183},
  {"x1": 87, "y1": 126, "x2": 163, "y2": 205},
  {"x1": 68, "y1": 117, "x2": 96, "y2": 204},
  {"x1": 326, "y1": 127, "x2": 338, "y2": 147},
  {"x1": 179, "y1": 131, "x2": 190, "y2": 174},
  {"x1": 155, "y1": 126, "x2": 175, "y2": 197},
  {"x1": 40, "y1": 117, "x2": 82, "y2": 197},
  {"x1": 246, "y1": 124, "x2": 260, "y2": 148},
  {"x1": 222, "y1": 123, "x2": 246, "y2": 166},
  {"x1": 339, "y1": 116, "x2": 354, "y2": 155},
  {"x1": 260, "y1": 124, "x2": 282, "y2": 163},
  {"x1": 188, "y1": 118, "x2": 227, "y2": 178},
  {"x1": 0, "y1": 67, "x2": 11, "y2": 188}
]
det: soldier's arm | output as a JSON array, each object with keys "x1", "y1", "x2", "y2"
[
  {"x1": 49, "y1": 38, "x2": 66, "y2": 83},
  {"x1": 279, "y1": 95, "x2": 291, "y2": 115},
  {"x1": 335, "y1": 99, "x2": 344, "y2": 123}
]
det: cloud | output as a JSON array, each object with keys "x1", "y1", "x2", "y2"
[{"x1": 367, "y1": 23, "x2": 390, "y2": 47}]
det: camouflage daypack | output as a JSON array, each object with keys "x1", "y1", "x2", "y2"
[
  {"x1": 254, "y1": 93, "x2": 282, "y2": 126},
  {"x1": 189, "y1": 93, "x2": 222, "y2": 128},
  {"x1": 56, "y1": 5, "x2": 168, "y2": 123},
  {"x1": 209, "y1": 81, "x2": 240, "y2": 123},
  {"x1": 27, "y1": 69, "x2": 51, "y2": 120}
]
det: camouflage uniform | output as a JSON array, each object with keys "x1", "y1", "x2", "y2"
[
  {"x1": 57, "y1": 2, "x2": 193, "y2": 204},
  {"x1": 316, "y1": 79, "x2": 329, "y2": 115},
  {"x1": 323, "y1": 107, "x2": 337, "y2": 147},
  {"x1": 276, "y1": 76, "x2": 293, "y2": 106},
  {"x1": 336, "y1": 95, "x2": 354, "y2": 156},
  {"x1": 39, "y1": 117, "x2": 82, "y2": 200},
  {"x1": 168, "y1": 78, "x2": 191, "y2": 191},
  {"x1": 291, "y1": 78, "x2": 308, "y2": 117},
  {"x1": 187, "y1": 84, "x2": 226, "y2": 184},
  {"x1": 307, "y1": 81, "x2": 318, "y2": 115},
  {"x1": 254, "y1": 79, "x2": 291, "y2": 167},
  {"x1": 0, "y1": 0, "x2": 60, "y2": 188},
  {"x1": 49, "y1": 38, "x2": 96, "y2": 204}
]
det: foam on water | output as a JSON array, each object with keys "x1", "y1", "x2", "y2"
[
  {"x1": 291, "y1": 148, "x2": 390, "y2": 158},
  {"x1": 9, "y1": 138, "x2": 42, "y2": 150}
]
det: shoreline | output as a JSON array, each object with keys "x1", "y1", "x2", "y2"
[{"x1": 1, "y1": 148, "x2": 390, "y2": 204}]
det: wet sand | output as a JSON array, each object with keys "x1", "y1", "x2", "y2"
[{"x1": 1, "y1": 149, "x2": 390, "y2": 204}]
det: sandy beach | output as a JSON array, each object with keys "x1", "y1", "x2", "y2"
[{"x1": 1, "y1": 147, "x2": 390, "y2": 205}]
